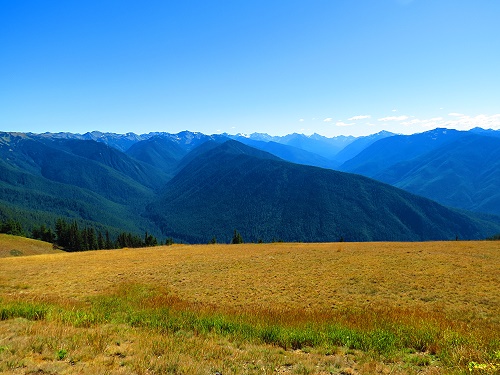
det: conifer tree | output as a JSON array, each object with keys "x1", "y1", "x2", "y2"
[
  {"x1": 144, "y1": 231, "x2": 158, "y2": 247},
  {"x1": 231, "y1": 229, "x2": 243, "y2": 244},
  {"x1": 0, "y1": 219, "x2": 24, "y2": 236},
  {"x1": 105, "y1": 230, "x2": 113, "y2": 249},
  {"x1": 86, "y1": 227, "x2": 98, "y2": 250},
  {"x1": 97, "y1": 231, "x2": 105, "y2": 250},
  {"x1": 68, "y1": 221, "x2": 82, "y2": 251},
  {"x1": 55, "y1": 218, "x2": 69, "y2": 248},
  {"x1": 31, "y1": 224, "x2": 55, "y2": 243}
]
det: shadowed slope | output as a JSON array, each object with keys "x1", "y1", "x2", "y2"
[
  {"x1": 375, "y1": 134, "x2": 500, "y2": 216},
  {"x1": 339, "y1": 128, "x2": 466, "y2": 176},
  {"x1": 148, "y1": 140, "x2": 500, "y2": 243}
]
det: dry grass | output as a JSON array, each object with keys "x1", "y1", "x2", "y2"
[
  {"x1": 0, "y1": 317, "x2": 382, "y2": 375},
  {"x1": 1, "y1": 241, "x2": 498, "y2": 318},
  {"x1": 0, "y1": 234, "x2": 62, "y2": 258},
  {"x1": 0, "y1": 241, "x2": 499, "y2": 374}
]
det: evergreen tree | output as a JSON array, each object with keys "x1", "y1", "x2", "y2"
[
  {"x1": 68, "y1": 220, "x2": 83, "y2": 251},
  {"x1": 45, "y1": 228, "x2": 55, "y2": 243},
  {"x1": 86, "y1": 227, "x2": 98, "y2": 250},
  {"x1": 144, "y1": 231, "x2": 158, "y2": 247},
  {"x1": 116, "y1": 232, "x2": 143, "y2": 248},
  {"x1": 105, "y1": 230, "x2": 113, "y2": 249},
  {"x1": 55, "y1": 218, "x2": 69, "y2": 248},
  {"x1": 0, "y1": 219, "x2": 24, "y2": 236},
  {"x1": 42, "y1": 217, "x2": 164, "y2": 252},
  {"x1": 97, "y1": 231, "x2": 105, "y2": 250},
  {"x1": 231, "y1": 229, "x2": 243, "y2": 244},
  {"x1": 116, "y1": 232, "x2": 127, "y2": 248},
  {"x1": 81, "y1": 227, "x2": 90, "y2": 251},
  {"x1": 31, "y1": 224, "x2": 55, "y2": 243}
]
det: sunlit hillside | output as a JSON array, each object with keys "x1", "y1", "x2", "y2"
[{"x1": 0, "y1": 234, "x2": 62, "y2": 258}]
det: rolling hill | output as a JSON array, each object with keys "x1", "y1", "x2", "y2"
[
  {"x1": 0, "y1": 233, "x2": 62, "y2": 258},
  {"x1": 147, "y1": 140, "x2": 500, "y2": 243}
]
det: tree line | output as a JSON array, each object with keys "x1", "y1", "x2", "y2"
[
  {"x1": 0, "y1": 218, "x2": 167, "y2": 252},
  {"x1": 1, "y1": 218, "x2": 262, "y2": 250},
  {"x1": 2, "y1": 218, "x2": 360, "y2": 248}
]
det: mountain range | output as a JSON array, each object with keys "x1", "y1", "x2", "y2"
[
  {"x1": 1, "y1": 127, "x2": 499, "y2": 243},
  {"x1": 337, "y1": 128, "x2": 500, "y2": 217}
]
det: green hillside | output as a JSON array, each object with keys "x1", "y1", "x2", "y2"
[
  {"x1": 125, "y1": 136, "x2": 189, "y2": 175},
  {"x1": 0, "y1": 133, "x2": 161, "y2": 236},
  {"x1": 147, "y1": 140, "x2": 500, "y2": 243}
]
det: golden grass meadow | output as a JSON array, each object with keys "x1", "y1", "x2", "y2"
[
  {"x1": 0, "y1": 234, "x2": 62, "y2": 258},
  {"x1": 0, "y1": 236, "x2": 499, "y2": 374}
]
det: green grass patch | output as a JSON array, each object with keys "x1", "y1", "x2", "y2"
[
  {"x1": 0, "y1": 286, "x2": 497, "y2": 373},
  {"x1": 0, "y1": 300, "x2": 49, "y2": 321}
]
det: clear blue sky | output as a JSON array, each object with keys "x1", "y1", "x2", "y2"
[{"x1": 1, "y1": 0, "x2": 499, "y2": 137}]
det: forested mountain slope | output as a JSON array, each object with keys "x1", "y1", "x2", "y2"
[
  {"x1": 229, "y1": 137, "x2": 339, "y2": 169},
  {"x1": 147, "y1": 140, "x2": 500, "y2": 243},
  {"x1": 2, "y1": 131, "x2": 500, "y2": 243},
  {"x1": 126, "y1": 136, "x2": 189, "y2": 176},
  {"x1": 0, "y1": 133, "x2": 162, "y2": 234},
  {"x1": 334, "y1": 131, "x2": 395, "y2": 164},
  {"x1": 374, "y1": 134, "x2": 500, "y2": 216},
  {"x1": 339, "y1": 128, "x2": 467, "y2": 177}
]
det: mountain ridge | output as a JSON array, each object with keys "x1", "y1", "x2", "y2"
[
  {"x1": 146, "y1": 140, "x2": 500, "y2": 243},
  {"x1": 373, "y1": 134, "x2": 500, "y2": 216},
  {"x1": 2, "y1": 128, "x2": 500, "y2": 243}
]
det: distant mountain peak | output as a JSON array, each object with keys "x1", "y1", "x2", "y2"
[
  {"x1": 211, "y1": 139, "x2": 281, "y2": 160},
  {"x1": 423, "y1": 127, "x2": 461, "y2": 136}
]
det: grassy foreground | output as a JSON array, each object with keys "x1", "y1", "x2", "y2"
[{"x1": 0, "y1": 240, "x2": 498, "y2": 374}]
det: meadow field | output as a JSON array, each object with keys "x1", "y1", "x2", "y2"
[{"x1": 0, "y1": 239, "x2": 498, "y2": 374}]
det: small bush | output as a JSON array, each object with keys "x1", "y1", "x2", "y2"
[{"x1": 56, "y1": 348, "x2": 68, "y2": 360}]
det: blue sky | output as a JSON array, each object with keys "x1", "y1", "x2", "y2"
[{"x1": 1, "y1": 0, "x2": 499, "y2": 137}]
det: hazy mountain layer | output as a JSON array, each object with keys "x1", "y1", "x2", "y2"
[
  {"x1": 375, "y1": 134, "x2": 500, "y2": 216},
  {"x1": 338, "y1": 128, "x2": 467, "y2": 177}
]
